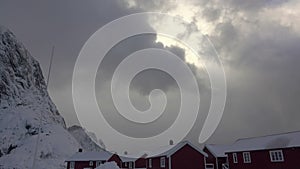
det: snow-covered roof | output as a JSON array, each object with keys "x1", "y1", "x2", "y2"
[
  {"x1": 119, "y1": 152, "x2": 147, "y2": 162},
  {"x1": 205, "y1": 144, "x2": 231, "y2": 158},
  {"x1": 146, "y1": 141, "x2": 207, "y2": 158},
  {"x1": 119, "y1": 156, "x2": 137, "y2": 162},
  {"x1": 66, "y1": 151, "x2": 114, "y2": 162},
  {"x1": 226, "y1": 131, "x2": 300, "y2": 153}
]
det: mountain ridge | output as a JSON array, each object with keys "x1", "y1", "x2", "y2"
[{"x1": 0, "y1": 26, "x2": 102, "y2": 169}]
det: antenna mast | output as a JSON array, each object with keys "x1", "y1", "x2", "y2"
[
  {"x1": 32, "y1": 45, "x2": 55, "y2": 169},
  {"x1": 46, "y1": 46, "x2": 55, "y2": 87}
]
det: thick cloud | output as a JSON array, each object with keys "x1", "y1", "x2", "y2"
[
  {"x1": 128, "y1": 0, "x2": 300, "y2": 145},
  {"x1": 92, "y1": 32, "x2": 210, "y2": 140},
  {"x1": 202, "y1": 7, "x2": 221, "y2": 22}
]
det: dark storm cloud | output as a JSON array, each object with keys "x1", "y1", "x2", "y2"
[
  {"x1": 202, "y1": 2, "x2": 300, "y2": 143},
  {"x1": 94, "y1": 32, "x2": 202, "y2": 95},
  {"x1": 93, "y1": 33, "x2": 210, "y2": 138},
  {"x1": 126, "y1": 0, "x2": 300, "y2": 145}
]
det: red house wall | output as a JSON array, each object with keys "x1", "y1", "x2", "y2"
[
  {"x1": 66, "y1": 154, "x2": 122, "y2": 169},
  {"x1": 122, "y1": 161, "x2": 134, "y2": 169},
  {"x1": 227, "y1": 147, "x2": 300, "y2": 169},
  {"x1": 67, "y1": 161, "x2": 94, "y2": 169},
  {"x1": 135, "y1": 158, "x2": 146, "y2": 168},
  {"x1": 203, "y1": 147, "x2": 217, "y2": 168},
  {"x1": 171, "y1": 144, "x2": 205, "y2": 169},
  {"x1": 108, "y1": 154, "x2": 123, "y2": 167},
  {"x1": 216, "y1": 157, "x2": 227, "y2": 169},
  {"x1": 147, "y1": 156, "x2": 169, "y2": 169}
]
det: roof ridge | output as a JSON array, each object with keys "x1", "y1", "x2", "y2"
[{"x1": 236, "y1": 130, "x2": 300, "y2": 142}]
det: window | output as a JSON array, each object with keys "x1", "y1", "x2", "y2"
[
  {"x1": 160, "y1": 157, "x2": 166, "y2": 168},
  {"x1": 129, "y1": 162, "x2": 133, "y2": 169},
  {"x1": 89, "y1": 161, "x2": 93, "y2": 166},
  {"x1": 70, "y1": 162, "x2": 75, "y2": 169},
  {"x1": 270, "y1": 150, "x2": 284, "y2": 162},
  {"x1": 205, "y1": 163, "x2": 214, "y2": 169},
  {"x1": 125, "y1": 162, "x2": 128, "y2": 167},
  {"x1": 243, "y1": 152, "x2": 251, "y2": 163},
  {"x1": 148, "y1": 159, "x2": 152, "y2": 168},
  {"x1": 233, "y1": 153, "x2": 238, "y2": 163}
]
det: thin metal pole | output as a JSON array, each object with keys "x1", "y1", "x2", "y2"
[
  {"x1": 32, "y1": 46, "x2": 55, "y2": 169},
  {"x1": 47, "y1": 46, "x2": 55, "y2": 87}
]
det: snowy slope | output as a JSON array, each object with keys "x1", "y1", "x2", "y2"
[
  {"x1": 0, "y1": 26, "x2": 82, "y2": 169},
  {"x1": 68, "y1": 125, "x2": 104, "y2": 152}
]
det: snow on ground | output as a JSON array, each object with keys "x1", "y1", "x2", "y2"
[
  {"x1": 95, "y1": 162, "x2": 120, "y2": 169},
  {"x1": 0, "y1": 123, "x2": 80, "y2": 169}
]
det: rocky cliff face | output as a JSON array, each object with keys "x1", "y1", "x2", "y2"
[
  {"x1": 0, "y1": 27, "x2": 101, "y2": 169},
  {"x1": 68, "y1": 125, "x2": 104, "y2": 152},
  {"x1": 0, "y1": 26, "x2": 65, "y2": 126}
]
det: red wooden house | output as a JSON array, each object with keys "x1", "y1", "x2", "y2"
[
  {"x1": 120, "y1": 153, "x2": 147, "y2": 169},
  {"x1": 65, "y1": 150, "x2": 122, "y2": 169},
  {"x1": 120, "y1": 157, "x2": 135, "y2": 169},
  {"x1": 134, "y1": 155, "x2": 147, "y2": 169},
  {"x1": 203, "y1": 144, "x2": 230, "y2": 169},
  {"x1": 225, "y1": 131, "x2": 300, "y2": 169},
  {"x1": 145, "y1": 141, "x2": 208, "y2": 169}
]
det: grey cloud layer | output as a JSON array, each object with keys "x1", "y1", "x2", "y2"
[{"x1": 129, "y1": 0, "x2": 300, "y2": 144}]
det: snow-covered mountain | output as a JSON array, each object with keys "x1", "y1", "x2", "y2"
[
  {"x1": 68, "y1": 125, "x2": 104, "y2": 152},
  {"x1": 86, "y1": 130, "x2": 106, "y2": 150},
  {"x1": 0, "y1": 26, "x2": 101, "y2": 169}
]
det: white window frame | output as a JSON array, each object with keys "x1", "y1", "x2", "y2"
[
  {"x1": 149, "y1": 159, "x2": 152, "y2": 168},
  {"x1": 243, "y1": 152, "x2": 251, "y2": 163},
  {"x1": 89, "y1": 161, "x2": 93, "y2": 166},
  {"x1": 269, "y1": 150, "x2": 284, "y2": 162},
  {"x1": 233, "y1": 153, "x2": 238, "y2": 163},
  {"x1": 160, "y1": 157, "x2": 166, "y2": 168},
  {"x1": 205, "y1": 163, "x2": 214, "y2": 169},
  {"x1": 70, "y1": 161, "x2": 75, "y2": 169}
]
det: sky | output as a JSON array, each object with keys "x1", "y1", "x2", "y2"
[{"x1": 1, "y1": 0, "x2": 300, "y2": 154}]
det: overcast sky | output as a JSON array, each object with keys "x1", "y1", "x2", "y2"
[{"x1": 1, "y1": 0, "x2": 300, "y2": 153}]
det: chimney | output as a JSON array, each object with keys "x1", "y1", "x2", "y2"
[
  {"x1": 78, "y1": 148, "x2": 83, "y2": 152},
  {"x1": 169, "y1": 140, "x2": 174, "y2": 145}
]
